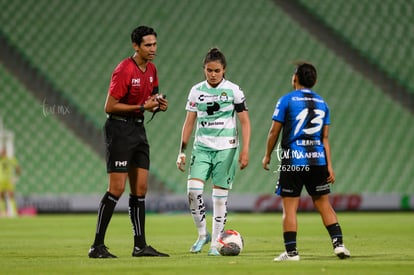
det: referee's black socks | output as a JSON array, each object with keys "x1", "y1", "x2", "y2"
[
  {"x1": 93, "y1": 191, "x2": 119, "y2": 246},
  {"x1": 129, "y1": 194, "x2": 147, "y2": 249}
]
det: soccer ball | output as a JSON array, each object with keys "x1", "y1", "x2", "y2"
[{"x1": 217, "y1": 229, "x2": 244, "y2": 256}]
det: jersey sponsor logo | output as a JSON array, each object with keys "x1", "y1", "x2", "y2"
[
  {"x1": 296, "y1": 139, "x2": 321, "y2": 146},
  {"x1": 292, "y1": 96, "x2": 324, "y2": 103},
  {"x1": 132, "y1": 78, "x2": 140, "y2": 86},
  {"x1": 198, "y1": 94, "x2": 216, "y2": 101},
  {"x1": 199, "y1": 102, "x2": 220, "y2": 115},
  {"x1": 200, "y1": 121, "x2": 225, "y2": 127}
]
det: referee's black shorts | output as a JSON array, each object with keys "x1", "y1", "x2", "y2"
[
  {"x1": 104, "y1": 117, "x2": 149, "y2": 173},
  {"x1": 275, "y1": 165, "x2": 331, "y2": 197}
]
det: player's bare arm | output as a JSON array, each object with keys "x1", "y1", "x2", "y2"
[
  {"x1": 104, "y1": 94, "x2": 160, "y2": 114},
  {"x1": 322, "y1": 125, "x2": 335, "y2": 183},
  {"x1": 177, "y1": 111, "x2": 197, "y2": 171},
  {"x1": 262, "y1": 121, "x2": 282, "y2": 170},
  {"x1": 237, "y1": 110, "x2": 251, "y2": 170}
]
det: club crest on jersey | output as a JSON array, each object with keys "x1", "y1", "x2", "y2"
[
  {"x1": 132, "y1": 78, "x2": 140, "y2": 87},
  {"x1": 220, "y1": 92, "x2": 228, "y2": 102},
  {"x1": 149, "y1": 76, "x2": 153, "y2": 83}
]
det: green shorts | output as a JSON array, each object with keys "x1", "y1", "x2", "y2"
[{"x1": 188, "y1": 147, "x2": 238, "y2": 189}]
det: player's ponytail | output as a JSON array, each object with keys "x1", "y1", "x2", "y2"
[{"x1": 203, "y1": 47, "x2": 227, "y2": 69}]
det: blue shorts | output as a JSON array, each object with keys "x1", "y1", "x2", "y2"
[{"x1": 188, "y1": 147, "x2": 238, "y2": 189}]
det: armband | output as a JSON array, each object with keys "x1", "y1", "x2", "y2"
[{"x1": 234, "y1": 101, "x2": 248, "y2": 112}]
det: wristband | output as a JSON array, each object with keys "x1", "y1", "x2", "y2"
[{"x1": 140, "y1": 105, "x2": 145, "y2": 112}]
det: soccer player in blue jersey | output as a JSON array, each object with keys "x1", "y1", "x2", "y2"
[{"x1": 262, "y1": 62, "x2": 350, "y2": 261}]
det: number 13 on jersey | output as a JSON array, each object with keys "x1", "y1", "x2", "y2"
[{"x1": 294, "y1": 108, "x2": 325, "y2": 136}]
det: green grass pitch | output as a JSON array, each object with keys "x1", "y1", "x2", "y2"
[{"x1": 1, "y1": 212, "x2": 413, "y2": 274}]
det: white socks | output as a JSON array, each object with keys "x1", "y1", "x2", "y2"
[
  {"x1": 187, "y1": 180, "x2": 229, "y2": 247},
  {"x1": 211, "y1": 188, "x2": 228, "y2": 247},
  {"x1": 187, "y1": 180, "x2": 207, "y2": 236}
]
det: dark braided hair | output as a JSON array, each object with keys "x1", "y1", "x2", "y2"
[{"x1": 295, "y1": 63, "x2": 317, "y2": 88}]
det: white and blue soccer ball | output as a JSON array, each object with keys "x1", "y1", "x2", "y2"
[{"x1": 217, "y1": 229, "x2": 244, "y2": 256}]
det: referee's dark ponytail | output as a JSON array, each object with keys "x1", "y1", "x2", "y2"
[{"x1": 295, "y1": 63, "x2": 317, "y2": 88}]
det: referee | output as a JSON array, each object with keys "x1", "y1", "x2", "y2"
[{"x1": 88, "y1": 26, "x2": 169, "y2": 258}]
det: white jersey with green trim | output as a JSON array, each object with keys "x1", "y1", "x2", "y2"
[{"x1": 185, "y1": 79, "x2": 246, "y2": 151}]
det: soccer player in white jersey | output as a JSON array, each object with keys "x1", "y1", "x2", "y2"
[{"x1": 176, "y1": 48, "x2": 251, "y2": 256}]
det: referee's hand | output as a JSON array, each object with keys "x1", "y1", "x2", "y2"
[{"x1": 157, "y1": 94, "x2": 168, "y2": 111}]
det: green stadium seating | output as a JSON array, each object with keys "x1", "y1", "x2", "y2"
[
  {"x1": 298, "y1": 0, "x2": 414, "y2": 92},
  {"x1": 0, "y1": 65, "x2": 107, "y2": 195}
]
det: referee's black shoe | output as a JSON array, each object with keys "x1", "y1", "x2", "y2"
[
  {"x1": 132, "y1": 245, "x2": 169, "y2": 257},
  {"x1": 88, "y1": 244, "x2": 117, "y2": 258}
]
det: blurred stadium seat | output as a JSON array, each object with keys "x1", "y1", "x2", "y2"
[
  {"x1": 298, "y1": 0, "x2": 414, "y2": 92},
  {"x1": 0, "y1": 65, "x2": 107, "y2": 195}
]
